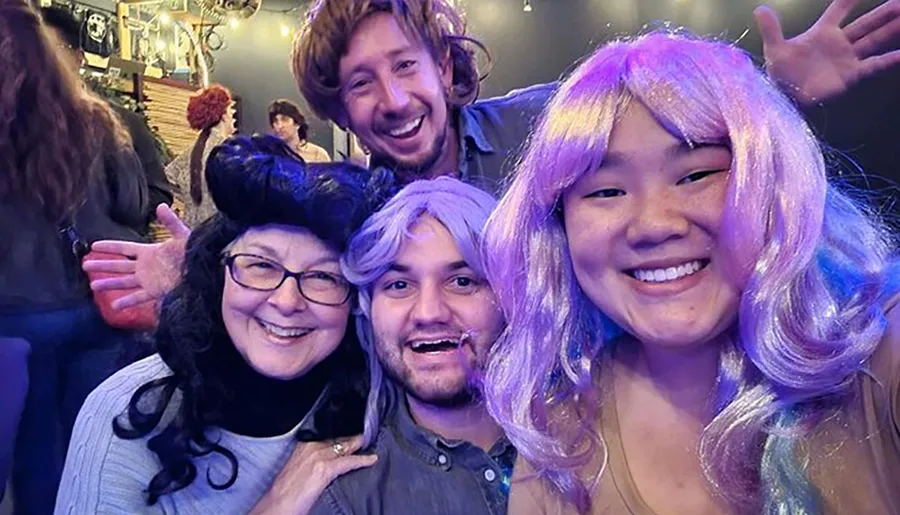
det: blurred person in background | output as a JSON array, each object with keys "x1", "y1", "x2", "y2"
[
  {"x1": 0, "y1": 1, "x2": 149, "y2": 512},
  {"x1": 166, "y1": 84, "x2": 237, "y2": 228},
  {"x1": 269, "y1": 99, "x2": 332, "y2": 163},
  {"x1": 41, "y1": 4, "x2": 174, "y2": 237}
]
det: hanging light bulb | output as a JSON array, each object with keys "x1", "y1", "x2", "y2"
[
  {"x1": 523, "y1": 0, "x2": 532, "y2": 12},
  {"x1": 228, "y1": 16, "x2": 239, "y2": 30},
  {"x1": 280, "y1": 23, "x2": 290, "y2": 37},
  {"x1": 159, "y1": 11, "x2": 171, "y2": 25}
]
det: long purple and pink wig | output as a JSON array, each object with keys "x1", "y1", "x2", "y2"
[{"x1": 483, "y1": 31, "x2": 898, "y2": 513}]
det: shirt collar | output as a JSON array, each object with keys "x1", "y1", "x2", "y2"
[
  {"x1": 456, "y1": 105, "x2": 494, "y2": 155},
  {"x1": 386, "y1": 381, "x2": 512, "y2": 461}
]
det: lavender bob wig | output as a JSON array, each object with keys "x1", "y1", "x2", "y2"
[
  {"x1": 482, "y1": 31, "x2": 899, "y2": 513},
  {"x1": 341, "y1": 177, "x2": 498, "y2": 445}
]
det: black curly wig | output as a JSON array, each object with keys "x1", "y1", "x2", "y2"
[{"x1": 112, "y1": 134, "x2": 394, "y2": 505}]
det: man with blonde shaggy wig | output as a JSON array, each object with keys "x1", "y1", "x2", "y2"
[
  {"x1": 292, "y1": 0, "x2": 900, "y2": 195},
  {"x1": 292, "y1": 0, "x2": 553, "y2": 194}
]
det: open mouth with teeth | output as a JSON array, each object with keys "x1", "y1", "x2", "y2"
[
  {"x1": 408, "y1": 338, "x2": 461, "y2": 354},
  {"x1": 257, "y1": 318, "x2": 314, "y2": 340},
  {"x1": 626, "y1": 259, "x2": 711, "y2": 283},
  {"x1": 386, "y1": 116, "x2": 424, "y2": 139}
]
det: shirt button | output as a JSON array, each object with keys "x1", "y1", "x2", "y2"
[
  {"x1": 437, "y1": 454, "x2": 448, "y2": 465},
  {"x1": 483, "y1": 469, "x2": 497, "y2": 482}
]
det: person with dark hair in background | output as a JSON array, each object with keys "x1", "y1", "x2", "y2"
[
  {"x1": 42, "y1": 4, "x2": 175, "y2": 235},
  {"x1": 0, "y1": 1, "x2": 149, "y2": 512},
  {"x1": 269, "y1": 98, "x2": 332, "y2": 163},
  {"x1": 55, "y1": 134, "x2": 393, "y2": 514}
]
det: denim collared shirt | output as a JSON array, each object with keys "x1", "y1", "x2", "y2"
[
  {"x1": 309, "y1": 384, "x2": 517, "y2": 515},
  {"x1": 369, "y1": 83, "x2": 557, "y2": 196}
]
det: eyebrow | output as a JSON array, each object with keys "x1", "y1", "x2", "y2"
[
  {"x1": 343, "y1": 45, "x2": 417, "y2": 79},
  {"x1": 386, "y1": 260, "x2": 471, "y2": 274},
  {"x1": 601, "y1": 141, "x2": 729, "y2": 168},
  {"x1": 242, "y1": 242, "x2": 280, "y2": 258},
  {"x1": 241, "y1": 243, "x2": 340, "y2": 268}
]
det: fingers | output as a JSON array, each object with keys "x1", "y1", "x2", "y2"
[
  {"x1": 306, "y1": 435, "x2": 365, "y2": 462},
  {"x1": 754, "y1": 5, "x2": 786, "y2": 49},
  {"x1": 156, "y1": 204, "x2": 192, "y2": 240},
  {"x1": 340, "y1": 435, "x2": 365, "y2": 455},
  {"x1": 111, "y1": 290, "x2": 155, "y2": 310},
  {"x1": 309, "y1": 448, "x2": 378, "y2": 485},
  {"x1": 325, "y1": 454, "x2": 378, "y2": 480},
  {"x1": 90, "y1": 275, "x2": 140, "y2": 291},
  {"x1": 82, "y1": 259, "x2": 137, "y2": 274},
  {"x1": 852, "y1": 15, "x2": 900, "y2": 59},
  {"x1": 845, "y1": 0, "x2": 899, "y2": 42},
  {"x1": 819, "y1": 0, "x2": 861, "y2": 27},
  {"x1": 90, "y1": 240, "x2": 148, "y2": 258},
  {"x1": 283, "y1": 435, "x2": 364, "y2": 467},
  {"x1": 859, "y1": 48, "x2": 900, "y2": 77}
]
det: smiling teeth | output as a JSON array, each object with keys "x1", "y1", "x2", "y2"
[
  {"x1": 389, "y1": 117, "x2": 423, "y2": 137},
  {"x1": 633, "y1": 260, "x2": 704, "y2": 283},
  {"x1": 259, "y1": 320, "x2": 312, "y2": 338},
  {"x1": 410, "y1": 338, "x2": 460, "y2": 351}
]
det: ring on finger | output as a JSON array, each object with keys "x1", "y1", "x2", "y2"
[{"x1": 332, "y1": 441, "x2": 346, "y2": 457}]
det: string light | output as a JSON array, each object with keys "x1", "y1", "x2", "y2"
[
  {"x1": 228, "y1": 16, "x2": 239, "y2": 29},
  {"x1": 159, "y1": 11, "x2": 171, "y2": 25},
  {"x1": 523, "y1": 0, "x2": 532, "y2": 12},
  {"x1": 280, "y1": 23, "x2": 290, "y2": 37}
]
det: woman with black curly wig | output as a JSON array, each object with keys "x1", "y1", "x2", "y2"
[{"x1": 55, "y1": 134, "x2": 393, "y2": 514}]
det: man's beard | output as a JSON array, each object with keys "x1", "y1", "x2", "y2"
[
  {"x1": 371, "y1": 124, "x2": 448, "y2": 182},
  {"x1": 377, "y1": 344, "x2": 480, "y2": 409},
  {"x1": 404, "y1": 378, "x2": 480, "y2": 409}
]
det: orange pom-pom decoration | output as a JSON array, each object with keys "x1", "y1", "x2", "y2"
[{"x1": 186, "y1": 84, "x2": 232, "y2": 131}]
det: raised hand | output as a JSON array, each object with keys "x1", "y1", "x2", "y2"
[
  {"x1": 83, "y1": 204, "x2": 191, "y2": 309},
  {"x1": 755, "y1": 0, "x2": 900, "y2": 105},
  {"x1": 249, "y1": 435, "x2": 377, "y2": 515}
]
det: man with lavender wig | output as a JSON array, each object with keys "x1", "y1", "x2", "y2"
[{"x1": 271, "y1": 177, "x2": 510, "y2": 514}]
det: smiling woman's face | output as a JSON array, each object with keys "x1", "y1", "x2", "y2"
[
  {"x1": 562, "y1": 101, "x2": 741, "y2": 350},
  {"x1": 221, "y1": 224, "x2": 351, "y2": 380}
]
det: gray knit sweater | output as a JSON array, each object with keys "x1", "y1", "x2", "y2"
[{"x1": 54, "y1": 354, "x2": 321, "y2": 514}]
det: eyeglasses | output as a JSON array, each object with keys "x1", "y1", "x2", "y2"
[{"x1": 223, "y1": 253, "x2": 352, "y2": 307}]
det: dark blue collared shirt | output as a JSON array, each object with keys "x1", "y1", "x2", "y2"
[
  {"x1": 369, "y1": 83, "x2": 557, "y2": 196},
  {"x1": 309, "y1": 383, "x2": 516, "y2": 515}
]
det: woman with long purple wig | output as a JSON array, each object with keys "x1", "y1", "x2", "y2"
[{"x1": 483, "y1": 31, "x2": 900, "y2": 515}]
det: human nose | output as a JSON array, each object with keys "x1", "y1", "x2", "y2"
[
  {"x1": 625, "y1": 192, "x2": 690, "y2": 248},
  {"x1": 266, "y1": 276, "x2": 309, "y2": 314},
  {"x1": 410, "y1": 282, "x2": 451, "y2": 325}
]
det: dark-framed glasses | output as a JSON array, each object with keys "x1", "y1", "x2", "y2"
[{"x1": 223, "y1": 253, "x2": 352, "y2": 307}]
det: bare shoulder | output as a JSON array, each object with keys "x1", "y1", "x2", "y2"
[{"x1": 508, "y1": 455, "x2": 576, "y2": 515}]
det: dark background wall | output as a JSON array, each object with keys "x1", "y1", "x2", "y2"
[{"x1": 210, "y1": 0, "x2": 899, "y2": 197}]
